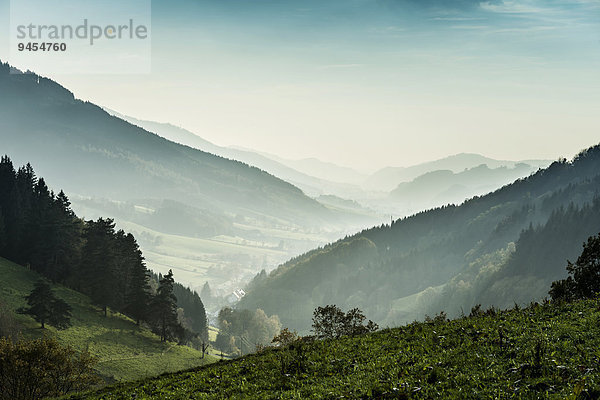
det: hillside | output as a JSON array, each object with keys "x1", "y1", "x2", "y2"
[
  {"x1": 0, "y1": 257, "x2": 215, "y2": 382},
  {"x1": 105, "y1": 109, "x2": 382, "y2": 219},
  {"x1": 103, "y1": 110, "x2": 339, "y2": 198},
  {"x1": 70, "y1": 298, "x2": 600, "y2": 399},
  {"x1": 240, "y1": 144, "x2": 600, "y2": 332},
  {"x1": 0, "y1": 62, "x2": 338, "y2": 230}
]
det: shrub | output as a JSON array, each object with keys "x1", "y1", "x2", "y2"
[
  {"x1": 0, "y1": 337, "x2": 99, "y2": 400},
  {"x1": 312, "y1": 305, "x2": 378, "y2": 339}
]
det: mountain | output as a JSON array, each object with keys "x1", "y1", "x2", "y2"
[
  {"x1": 72, "y1": 298, "x2": 600, "y2": 399},
  {"x1": 239, "y1": 143, "x2": 600, "y2": 332},
  {"x1": 364, "y1": 153, "x2": 551, "y2": 192},
  {"x1": 105, "y1": 110, "x2": 367, "y2": 199},
  {"x1": 233, "y1": 147, "x2": 368, "y2": 186},
  {"x1": 0, "y1": 62, "x2": 378, "y2": 294},
  {"x1": 388, "y1": 163, "x2": 541, "y2": 212},
  {"x1": 100, "y1": 110, "x2": 545, "y2": 222},
  {"x1": 0, "y1": 63, "x2": 331, "y2": 227}
]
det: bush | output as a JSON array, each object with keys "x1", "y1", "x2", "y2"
[
  {"x1": 0, "y1": 337, "x2": 99, "y2": 400},
  {"x1": 272, "y1": 327, "x2": 299, "y2": 347},
  {"x1": 312, "y1": 305, "x2": 378, "y2": 339}
]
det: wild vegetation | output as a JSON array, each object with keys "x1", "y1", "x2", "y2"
[
  {"x1": 68, "y1": 297, "x2": 600, "y2": 399},
  {"x1": 0, "y1": 337, "x2": 98, "y2": 400}
]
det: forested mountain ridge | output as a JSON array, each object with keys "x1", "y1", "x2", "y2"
[
  {"x1": 0, "y1": 62, "x2": 333, "y2": 228},
  {"x1": 240, "y1": 144, "x2": 600, "y2": 332}
]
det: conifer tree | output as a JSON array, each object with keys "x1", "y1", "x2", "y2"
[
  {"x1": 123, "y1": 234, "x2": 151, "y2": 325},
  {"x1": 19, "y1": 280, "x2": 72, "y2": 329},
  {"x1": 151, "y1": 270, "x2": 181, "y2": 341},
  {"x1": 48, "y1": 191, "x2": 84, "y2": 284},
  {"x1": 80, "y1": 218, "x2": 118, "y2": 316}
]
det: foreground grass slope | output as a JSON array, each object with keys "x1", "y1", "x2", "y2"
[
  {"x1": 73, "y1": 298, "x2": 600, "y2": 399},
  {"x1": 0, "y1": 257, "x2": 215, "y2": 382}
]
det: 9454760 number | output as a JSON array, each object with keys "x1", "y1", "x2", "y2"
[{"x1": 17, "y1": 42, "x2": 67, "y2": 52}]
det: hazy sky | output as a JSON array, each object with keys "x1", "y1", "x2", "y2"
[{"x1": 1, "y1": 0, "x2": 599, "y2": 172}]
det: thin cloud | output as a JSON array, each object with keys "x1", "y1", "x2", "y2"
[{"x1": 379, "y1": 0, "x2": 504, "y2": 10}]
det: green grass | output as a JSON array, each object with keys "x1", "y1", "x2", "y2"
[
  {"x1": 69, "y1": 298, "x2": 600, "y2": 399},
  {"x1": 0, "y1": 257, "x2": 216, "y2": 383}
]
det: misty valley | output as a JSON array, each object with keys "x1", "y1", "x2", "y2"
[{"x1": 0, "y1": 0, "x2": 599, "y2": 397}]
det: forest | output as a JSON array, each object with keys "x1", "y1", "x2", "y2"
[{"x1": 0, "y1": 155, "x2": 208, "y2": 342}]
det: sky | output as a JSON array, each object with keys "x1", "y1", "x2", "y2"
[{"x1": 1, "y1": 0, "x2": 599, "y2": 172}]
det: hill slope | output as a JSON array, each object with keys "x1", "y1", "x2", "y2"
[
  {"x1": 70, "y1": 298, "x2": 600, "y2": 399},
  {"x1": 0, "y1": 257, "x2": 215, "y2": 382},
  {"x1": 0, "y1": 62, "x2": 332, "y2": 228},
  {"x1": 240, "y1": 143, "x2": 600, "y2": 331},
  {"x1": 105, "y1": 109, "x2": 379, "y2": 208}
]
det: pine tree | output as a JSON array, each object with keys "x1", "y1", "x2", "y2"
[
  {"x1": 123, "y1": 234, "x2": 151, "y2": 325},
  {"x1": 80, "y1": 218, "x2": 118, "y2": 316},
  {"x1": 48, "y1": 191, "x2": 83, "y2": 284},
  {"x1": 18, "y1": 280, "x2": 72, "y2": 329},
  {"x1": 151, "y1": 270, "x2": 181, "y2": 342},
  {"x1": 24, "y1": 178, "x2": 55, "y2": 275}
]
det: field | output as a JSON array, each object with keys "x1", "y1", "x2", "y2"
[
  {"x1": 0, "y1": 257, "x2": 216, "y2": 382},
  {"x1": 71, "y1": 200, "x2": 334, "y2": 295},
  {"x1": 68, "y1": 297, "x2": 600, "y2": 399}
]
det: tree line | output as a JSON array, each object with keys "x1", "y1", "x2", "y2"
[{"x1": 0, "y1": 156, "x2": 206, "y2": 342}]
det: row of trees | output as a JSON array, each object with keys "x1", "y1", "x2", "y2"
[{"x1": 0, "y1": 156, "x2": 206, "y2": 341}]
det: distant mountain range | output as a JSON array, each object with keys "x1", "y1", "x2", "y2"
[
  {"x1": 106, "y1": 110, "x2": 552, "y2": 217},
  {"x1": 239, "y1": 143, "x2": 600, "y2": 332},
  {"x1": 365, "y1": 153, "x2": 551, "y2": 192},
  {"x1": 388, "y1": 163, "x2": 543, "y2": 213},
  {"x1": 104, "y1": 110, "x2": 358, "y2": 198}
]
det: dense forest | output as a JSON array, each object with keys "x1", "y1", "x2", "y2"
[
  {"x1": 0, "y1": 156, "x2": 207, "y2": 341},
  {"x1": 241, "y1": 144, "x2": 600, "y2": 332}
]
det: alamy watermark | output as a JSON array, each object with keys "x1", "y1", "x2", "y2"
[{"x1": 9, "y1": 0, "x2": 151, "y2": 74}]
